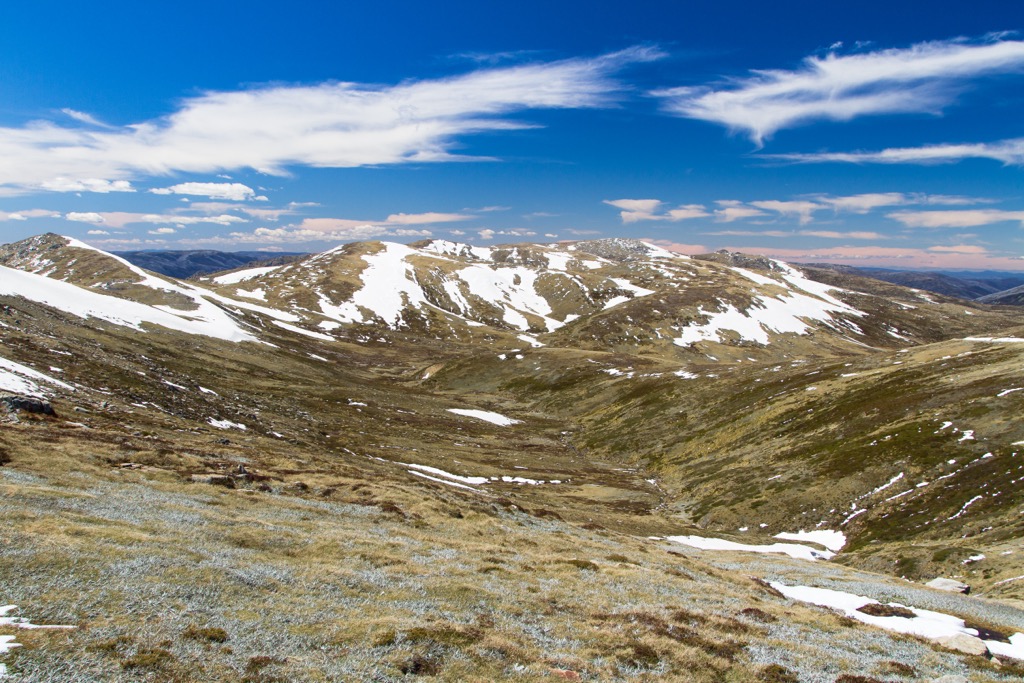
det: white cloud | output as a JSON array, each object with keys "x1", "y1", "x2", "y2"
[
  {"x1": 0, "y1": 47, "x2": 661, "y2": 195},
  {"x1": 799, "y1": 230, "x2": 887, "y2": 240},
  {"x1": 479, "y1": 229, "x2": 496, "y2": 240},
  {"x1": 713, "y1": 201, "x2": 768, "y2": 222},
  {"x1": 604, "y1": 198, "x2": 709, "y2": 223},
  {"x1": 63, "y1": 211, "x2": 247, "y2": 228},
  {"x1": 764, "y1": 137, "x2": 1024, "y2": 166},
  {"x1": 60, "y1": 109, "x2": 114, "y2": 128},
  {"x1": 40, "y1": 177, "x2": 135, "y2": 193},
  {"x1": 0, "y1": 209, "x2": 60, "y2": 221},
  {"x1": 150, "y1": 182, "x2": 256, "y2": 201},
  {"x1": 86, "y1": 229, "x2": 109, "y2": 235},
  {"x1": 814, "y1": 193, "x2": 909, "y2": 213},
  {"x1": 653, "y1": 37, "x2": 1024, "y2": 144},
  {"x1": 888, "y1": 209, "x2": 1024, "y2": 228},
  {"x1": 749, "y1": 200, "x2": 821, "y2": 225},
  {"x1": 65, "y1": 212, "x2": 105, "y2": 223},
  {"x1": 928, "y1": 244, "x2": 989, "y2": 254},
  {"x1": 149, "y1": 227, "x2": 177, "y2": 234},
  {"x1": 384, "y1": 212, "x2": 472, "y2": 225}
]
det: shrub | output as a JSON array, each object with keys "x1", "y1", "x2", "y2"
[
  {"x1": 183, "y1": 625, "x2": 229, "y2": 643},
  {"x1": 757, "y1": 664, "x2": 799, "y2": 683}
]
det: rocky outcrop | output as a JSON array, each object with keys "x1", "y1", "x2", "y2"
[
  {"x1": 0, "y1": 395, "x2": 56, "y2": 416},
  {"x1": 926, "y1": 578, "x2": 970, "y2": 594}
]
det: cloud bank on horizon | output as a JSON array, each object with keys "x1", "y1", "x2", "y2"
[{"x1": 0, "y1": 9, "x2": 1022, "y2": 271}]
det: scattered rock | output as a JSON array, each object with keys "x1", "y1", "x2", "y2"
[
  {"x1": 929, "y1": 675, "x2": 969, "y2": 683},
  {"x1": 190, "y1": 474, "x2": 236, "y2": 488},
  {"x1": 0, "y1": 394, "x2": 56, "y2": 416},
  {"x1": 926, "y1": 578, "x2": 970, "y2": 594},
  {"x1": 933, "y1": 633, "x2": 988, "y2": 657}
]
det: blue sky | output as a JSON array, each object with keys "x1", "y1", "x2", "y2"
[{"x1": 1, "y1": 0, "x2": 1023, "y2": 269}]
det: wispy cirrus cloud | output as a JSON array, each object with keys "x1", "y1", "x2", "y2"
[
  {"x1": 0, "y1": 47, "x2": 662, "y2": 196},
  {"x1": 606, "y1": 193, "x2": 996, "y2": 227},
  {"x1": 764, "y1": 137, "x2": 1024, "y2": 166},
  {"x1": 713, "y1": 201, "x2": 767, "y2": 222},
  {"x1": 64, "y1": 211, "x2": 247, "y2": 228},
  {"x1": 888, "y1": 209, "x2": 1024, "y2": 228},
  {"x1": 222, "y1": 210, "x2": 477, "y2": 244},
  {"x1": 799, "y1": 230, "x2": 887, "y2": 240},
  {"x1": 749, "y1": 200, "x2": 820, "y2": 225},
  {"x1": 652, "y1": 36, "x2": 1024, "y2": 145},
  {"x1": 0, "y1": 209, "x2": 60, "y2": 221}
]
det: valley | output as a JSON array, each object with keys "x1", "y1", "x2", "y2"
[{"x1": 2, "y1": 233, "x2": 1024, "y2": 681}]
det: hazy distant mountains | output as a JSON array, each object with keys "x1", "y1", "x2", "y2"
[
  {"x1": 113, "y1": 249, "x2": 306, "y2": 279},
  {"x1": 797, "y1": 262, "x2": 1024, "y2": 302}
]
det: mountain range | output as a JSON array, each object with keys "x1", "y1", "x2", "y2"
[
  {"x1": 2, "y1": 232, "x2": 1024, "y2": 681},
  {"x1": 112, "y1": 247, "x2": 1024, "y2": 304}
]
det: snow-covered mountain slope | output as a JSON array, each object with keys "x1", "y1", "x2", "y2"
[
  {"x1": 193, "y1": 235, "x2": 1019, "y2": 359},
  {"x1": 3, "y1": 234, "x2": 1018, "y2": 360}
]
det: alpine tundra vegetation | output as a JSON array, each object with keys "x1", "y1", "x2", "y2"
[{"x1": 1, "y1": 233, "x2": 1024, "y2": 681}]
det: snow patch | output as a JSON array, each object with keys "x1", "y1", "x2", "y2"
[
  {"x1": 665, "y1": 535, "x2": 835, "y2": 561},
  {"x1": 773, "y1": 530, "x2": 846, "y2": 552},
  {"x1": 447, "y1": 408, "x2": 521, "y2": 426},
  {"x1": 212, "y1": 265, "x2": 281, "y2": 285},
  {"x1": 770, "y1": 582, "x2": 1024, "y2": 660}
]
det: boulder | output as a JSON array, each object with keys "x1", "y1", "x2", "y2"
[
  {"x1": 926, "y1": 577, "x2": 970, "y2": 594},
  {"x1": 934, "y1": 633, "x2": 988, "y2": 656},
  {"x1": 190, "y1": 474, "x2": 236, "y2": 488},
  {"x1": 0, "y1": 395, "x2": 56, "y2": 416}
]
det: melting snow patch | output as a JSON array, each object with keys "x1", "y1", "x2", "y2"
[
  {"x1": 0, "y1": 265, "x2": 260, "y2": 343},
  {"x1": 447, "y1": 409, "x2": 521, "y2": 426},
  {"x1": 518, "y1": 334, "x2": 545, "y2": 348},
  {"x1": 272, "y1": 320, "x2": 334, "y2": 341},
  {"x1": 997, "y1": 388, "x2": 1024, "y2": 397},
  {"x1": 404, "y1": 463, "x2": 489, "y2": 486},
  {"x1": 665, "y1": 535, "x2": 835, "y2": 561},
  {"x1": 769, "y1": 582, "x2": 1024, "y2": 660},
  {"x1": 208, "y1": 418, "x2": 247, "y2": 430},
  {"x1": 234, "y1": 287, "x2": 267, "y2": 301},
  {"x1": 212, "y1": 266, "x2": 281, "y2": 285},
  {"x1": 773, "y1": 530, "x2": 846, "y2": 552},
  {"x1": 0, "y1": 605, "x2": 75, "y2": 677},
  {"x1": 948, "y1": 495, "x2": 983, "y2": 520},
  {"x1": 0, "y1": 355, "x2": 75, "y2": 397},
  {"x1": 964, "y1": 336, "x2": 1024, "y2": 343}
]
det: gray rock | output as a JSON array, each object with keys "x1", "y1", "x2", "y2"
[
  {"x1": 926, "y1": 577, "x2": 970, "y2": 594},
  {"x1": 190, "y1": 474, "x2": 235, "y2": 488},
  {"x1": 929, "y1": 676, "x2": 969, "y2": 683},
  {"x1": 0, "y1": 394, "x2": 55, "y2": 416},
  {"x1": 933, "y1": 633, "x2": 988, "y2": 656}
]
